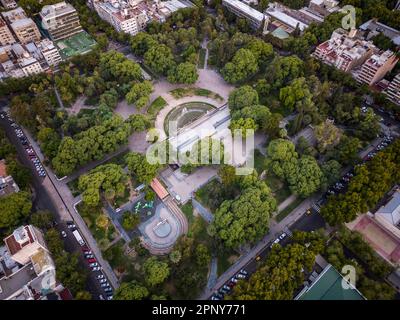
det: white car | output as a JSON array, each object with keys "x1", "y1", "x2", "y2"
[
  {"x1": 89, "y1": 262, "x2": 98, "y2": 267},
  {"x1": 99, "y1": 279, "x2": 107, "y2": 284},
  {"x1": 279, "y1": 232, "x2": 287, "y2": 240},
  {"x1": 92, "y1": 267, "x2": 101, "y2": 272},
  {"x1": 96, "y1": 274, "x2": 104, "y2": 279},
  {"x1": 61, "y1": 231, "x2": 67, "y2": 238}
]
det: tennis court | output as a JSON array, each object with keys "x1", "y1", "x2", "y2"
[{"x1": 56, "y1": 31, "x2": 97, "y2": 59}]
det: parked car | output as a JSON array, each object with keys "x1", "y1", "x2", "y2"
[
  {"x1": 92, "y1": 267, "x2": 101, "y2": 272},
  {"x1": 99, "y1": 279, "x2": 107, "y2": 284},
  {"x1": 61, "y1": 231, "x2": 67, "y2": 238},
  {"x1": 99, "y1": 295, "x2": 104, "y2": 300},
  {"x1": 96, "y1": 274, "x2": 104, "y2": 280},
  {"x1": 88, "y1": 258, "x2": 97, "y2": 264},
  {"x1": 101, "y1": 283, "x2": 110, "y2": 288},
  {"x1": 239, "y1": 269, "x2": 248, "y2": 276},
  {"x1": 107, "y1": 296, "x2": 113, "y2": 300},
  {"x1": 222, "y1": 285, "x2": 231, "y2": 291},
  {"x1": 279, "y1": 232, "x2": 287, "y2": 240},
  {"x1": 86, "y1": 254, "x2": 95, "y2": 259},
  {"x1": 67, "y1": 223, "x2": 76, "y2": 229},
  {"x1": 104, "y1": 287, "x2": 112, "y2": 292},
  {"x1": 236, "y1": 273, "x2": 246, "y2": 279}
]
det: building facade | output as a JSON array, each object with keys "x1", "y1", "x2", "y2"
[
  {"x1": 0, "y1": 17, "x2": 15, "y2": 46},
  {"x1": 40, "y1": 1, "x2": 83, "y2": 41},
  {"x1": 222, "y1": 0, "x2": 265, "y2": 29},
  {"x1": 385, "y1": 73, "x2": 400, "y2": 105},
  {"x1": 356, "y1": 50, "x2": 398, "y2": 86}
]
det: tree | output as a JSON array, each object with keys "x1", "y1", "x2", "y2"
[
  {"x1": 329, "y1": 136, "x2": 361, "y2": 165},
  {"x1": 228, "y1": 86, "x2": 259, "y2": 111},
  {"x1": 321, "y1": 160, "x2": 341, "y2": 191},
  {"x1": 5, "y1": 159, "x2": 32, "y2": 189},
  {"x1": 229, "y1": 117, "x2": 257, "y2": 137},
  {"x1": 286, "y1": 156, "x2": 323, "y2": 197},
  {"x1": 296, "y1": 136, "x2": 317, "y2": 157},
  {"x1": 114, "y1": 281, "x2": 149, "y2": 300},
  {"x1": 222, "y1": 48, "x2": 258, "y2": 84},
  {"x1": 245, "y1": 38, "x2": 274, "y2": 68},
  {"x1": 267, "y1": 55, "x2": 304, "y2": 89},
  {"x1": 125, "y1": 152, "x2": 160, "y2": 184},
  {"x1": 30, "y1": 210, "x2": 54, "y2": 230},
  {"x1": 167, "y1": 62, "x2": 198, "y2": 84},
  {"x1": 169, "y1": 250, "x2": 182, "y2": 264},
  {"x1": 78, "y1": 163, "x2": 128, "y2": 207},
  {"x1": 125, "y1": 81, "x2": 153, "y2": 108},
  {"x1": 37, "y1": 127, "x2": 61, "y2": 159},
  {"x1": 122, "y1": 212, "x2": 140, "y2": 231},
  {"x1": 99, "y1": 51, "x2": 142, "y2": 84},
  {"x1": 96, "y1": 214, "x2": 109, "y2": 230},
  {"x1": 144, "y1": 44, "x2": 175, "y2": 75},
  {"x1": 195, "y1": 244, "x2": 211, "y2": 267},
  {"x1": 228, "y1": 243, "x2": 317, "y2": 300},
  {"x1": 75, "y1": 291, "x2": 92, "y2": 300},
  {"x1": 279, "y1": 77, "x2": 312, "y2": 111},
  {"x1": 314, "y1": 121, "x2": 342, "y2": 153},
  {"x1": 0, "y1": 191, "x2": 32, "y2": 228},
  {"x1": 209, "y1": 183, "x2": 276, "y2": 248},
  {"x1": 143, "y1": 257, "x2": 170, "y2": 287},
  {"x1": 131, "y1": 32, "x2": 158, "y2": 56}
]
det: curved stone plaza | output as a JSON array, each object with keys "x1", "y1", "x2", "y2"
[{"x1": 138, "y1": 202, "x2": 182, "y2": 255}]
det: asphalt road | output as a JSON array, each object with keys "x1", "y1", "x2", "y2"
[{"x1": 0, "y1": 111, "x2": 111, "y2": 300}]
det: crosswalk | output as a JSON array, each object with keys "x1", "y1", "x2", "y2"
[{"x1": 312, "y1": 203, "x2": 321, "y2": 213}]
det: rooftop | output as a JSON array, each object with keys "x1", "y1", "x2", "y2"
[
  {"x1": 0, "y1": 263, "x2": 36, "y2": 300},
  {"x1": 296, "y1": 264, "x2": 365, "y2": 300},
  {"x1": 223, "y1": 0, "x2": 265, "y2": 22},
  {"x1": 376, "y1": 190, "x2": 400, "y2": 226},
  {"x1": 4, "y1": 226, "x2": 35, "y2": 256}
]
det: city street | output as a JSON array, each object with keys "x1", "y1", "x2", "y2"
[{"x1": 0, "y1": 111, "x2": 117, "y2": 299}]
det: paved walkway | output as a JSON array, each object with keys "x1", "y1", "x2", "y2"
[
  {"x1": 192, "y1": 198, "x2": 214, "y2": 223},
  {"x1": 206, "y1": 257, "x2": 218, "y2": 290},
  {"x1": 23, "y1": 130, "x2": 120, "y2": 290},
  {"x1": 277, "y1": 194, "x2": 298, "y2": 212}
]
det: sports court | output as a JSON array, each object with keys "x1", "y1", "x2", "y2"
[
  {"x1": 56, "y1": 31, "x2": 97, "y2": 59},
  {"x1": 347, "y1": 214, "x2": 400, "y2": 264}
]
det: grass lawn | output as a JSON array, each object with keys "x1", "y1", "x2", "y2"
[
  {"x1": 253, "y1": 149, "x2": 265, "y2": 175},
  {"x1": 169, "y1": 87, "x2": 223, "y2": 101},
  {"x1": 217, "y1": 250, "x2": 238, "y2": 277},
  {"x1": 275, "y1": 197, "x2": 304, "y2": 222},
  {"x1": 194, "y1": 179, "x2": 222, "y2": 211},
  {"x1": 148, "y1": 96, "x2": 167, "y2": 118},
  {"x1": 198, "y1": 48, "x2": 206, "y2": 69},
  {"x1": 67, "y1": 178, "x2": 80, "y2": 197},
  {"x1": 180, "y1": 201, "x2": 195, "y2": 225}
]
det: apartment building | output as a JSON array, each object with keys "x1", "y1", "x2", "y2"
[
  {"x1": 40, "y1": 1, "x2": 83, "y2": 41},
  {"x1": 0, "y1": 0, "x2": 17, "y2": 10},
  {"x1": 36, "y1": 38, "x2": 62, "y2": 66},
  {"x1": 385, "y1": 73, "x2": 400, "y2": 105},
  {"x1": 0, "y1": 225, "x2": 58, "y2": 300},
  {"x1": 10, "y1": 18, "x2": 42, "y2": 44},
  {"x1": 356, "y1": 50, "x2": 398, "y2": 86},
  {"x1": 0, "y1": 17, "x2": 15, "y2": 46},
  {"x1": 313, "y1": 28, "x2": 377, "y2": 72},
  {"x1": 0, "y1": 225, "x2": 64, "y2": 300},
  {"x1": 1, "y1": 7, "x2": 41, "y2": 44},
  {"x1": 308, "y1": 0, "x2": 340, "y2": 17},
  {"x1": 222, "y1": 0, "x2": 265, "y2": 29},
  {"x1": 93, "y1": 1, "x2": 142, "y2": 35},
  {"x1": 92, "y1": 0, "x2": 191, "y2": 35}
]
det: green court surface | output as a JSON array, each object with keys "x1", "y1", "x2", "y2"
[{"x1": 56, "y1": 31, "x2": 97, "y2": 59}]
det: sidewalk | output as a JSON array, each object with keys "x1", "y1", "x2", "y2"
[{"x1": 23, "y1": 130, "x2": 120, "y2": 290}]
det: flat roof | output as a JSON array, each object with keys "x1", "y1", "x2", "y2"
[
  {"x1": 150, "y1": 178, "x2": 169, "y2": 200},
  {"x1": 297, "y1": 264, "x2": 365, "y2": 300},
  {"x1": 0, "y1": 263, "x2": 36, "y2": 300},
  {"x1": 265, "y1": 8, "x2": 308, "y2": 31},
  {"x1": 223, "y1": 0, "x2": 265, "y2": 22}
]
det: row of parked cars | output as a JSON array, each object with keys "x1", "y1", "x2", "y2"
[
  {"x1": 2, "y1": 111, "x2": 46, "y2": 177},
  {"x1": 81, "y1": 242, "x2": 113, "y2": 300},
  {"x1": 211, "y1": 269, "x2": 248, "y2": 300},
  {"x1": 313, "y1": 134, "x2": 396, "y2": 213}
]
